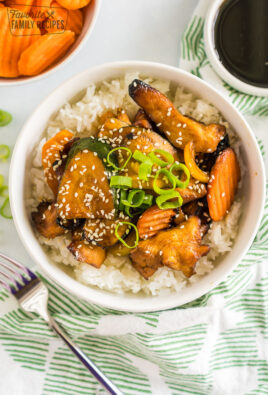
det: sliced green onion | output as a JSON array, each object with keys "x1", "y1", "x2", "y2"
[
  {"x1": 148, "y1": 149, "x2": 174, "y2": 167},
  {"x1": 142, "y1": 194, "x2": 153, "y2": 207},
  {"x1": 0, "y1": 174, "x2": 4, "y2": 188},
  {"x1": 122, "y1": 189, "x2": 145, "y2": 207},
  {"x1": 110, "y1": 176, "x2": 132, "y2": 189},
  {"x1": 170, "y1": 163, "x2": 190, "y2": 189},
  {"x1": 153, "y1": 168, "x2": 176, "y2": 195},
  {"x1": 120, "y1": 191, "x2": 153, "y2": 216},
  {"x1": 124, "y1": 205, "x2": 134, "y2": 218},
  {"x1": 156, "y1": 191, "x2": 183, "y2": 209},
  {"x1": 115, "y1": 222, "x2": 139, "y2": 248},
  {"x1": 138, "y1": 162, "x2": 152, "y2": 181},
  {"x1": 0, "y1": 145, "x2": 10, "y2": 161},
  {"x1": 133, "y1": 150, "x2": 151, "y2": 163},
  {"x1": 107, "y1": 147, "x2": 132, "y2": 171},
  {"x1": 119, "y1": 189, "x2": 127, "y2": 211},
  {"x1": 0, "y1": 185, "x2": 8, "y2": 198},
  {"x1": 133, "y1": 150, "x2": 154, "y2": 181},
  {"x1": 0, "y1": 197, "x2": 12, "y2": 219},
  {"x1": 0, "y1": 110, "x2": 12, "y2": 127}
]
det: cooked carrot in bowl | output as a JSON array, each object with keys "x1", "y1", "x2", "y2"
[
  {"x1": 0, "y1": 0, "x2": 91, "y2": 78},
  {"x1": 0, "y1": 8, "x2": 40, "y2": 77},
  {"x1": 18, "y1": 30, "x2": 75, "y2": 76},
  {"x1": 57, "y1": 0, "x2": 91, "y2": 10}
]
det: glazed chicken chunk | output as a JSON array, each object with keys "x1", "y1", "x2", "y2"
[
  {"x1": 131, "y1": 216, "x2": 210, "y2": 279},
  {"x1": 31, "y1": 201, "x2": 66, "y2": 239},
  {"x1": 129, "y1": 79, "x2": 225, "y2": 153}
]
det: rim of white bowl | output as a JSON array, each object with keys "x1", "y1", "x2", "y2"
[
  {"x1": 204, "y1": 0, "x2": 268, "y2": 97},
  {"x1": 9, "y1": 61, "x2": 266, "y2": 312},
  {"x1": 0, "y1": 0, "x2": 101, "y2": 87}
]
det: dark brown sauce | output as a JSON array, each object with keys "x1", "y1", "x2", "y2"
[{"x1": 214, "y1": 0, "x2": 268, "y2": 88}]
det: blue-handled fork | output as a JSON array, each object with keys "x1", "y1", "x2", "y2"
[{"x1": 0, "y1": 252, "x2": 123, "y2": 395}]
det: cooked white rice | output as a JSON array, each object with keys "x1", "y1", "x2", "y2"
[{"x1": 27, "y1": 73, "x2": 243, "y2": 296}]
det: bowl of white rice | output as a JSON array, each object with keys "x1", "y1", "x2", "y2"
[{"x1": 9, "y1": 61, "x2": 265, "y2": 312}]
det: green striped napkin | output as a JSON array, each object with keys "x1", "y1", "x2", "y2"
[{"x1": 0, "y1": 1, "x2": 267, "y2": 394}]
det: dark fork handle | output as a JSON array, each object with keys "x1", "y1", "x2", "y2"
[{"x1": 49, "y1": 317, "x2": 123, "y2": 395}]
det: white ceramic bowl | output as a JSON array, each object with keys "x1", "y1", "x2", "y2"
[
  {"x1": 0, "y1": 0, "x2": 101, "y2": 86},
  {"x1": 9, "y1": 61, "x2": 266, "y2": 312},
  {"x1": 204, "y1": 0, "x2": 268, "y2": 97}
]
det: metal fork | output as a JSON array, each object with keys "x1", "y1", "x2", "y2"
[{"x1": 0, "y1": 252, "x2": 123, "y2": 395}]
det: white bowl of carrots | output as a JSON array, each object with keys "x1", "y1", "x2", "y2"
[
  {"x1": 9, "y1": 61, "x2": 266, "y2": 312},
  {"x1": 0, "y1": 0, "x2": 101, "y2": 85}
]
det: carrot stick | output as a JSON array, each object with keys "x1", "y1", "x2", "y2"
[{"x1": 18, "y1": 30, "x2": 75, "y2": 75}]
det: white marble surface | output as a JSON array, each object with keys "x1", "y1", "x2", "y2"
[{"x1": 0, "y1": 0, "x2": 197, "y2": 264}]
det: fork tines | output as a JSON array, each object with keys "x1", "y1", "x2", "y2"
[{"x1": 0, "y1": 252, "x2": 37, "y2": 295}]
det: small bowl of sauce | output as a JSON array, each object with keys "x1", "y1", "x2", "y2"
[{"x1": 204, "y1": 0, "x2": 268, "y2": 96}]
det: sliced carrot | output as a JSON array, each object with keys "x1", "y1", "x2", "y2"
[
  {"x1": 207, "y1": 148, "x2": 240, "y2": 221},
  {"x1": 45, "y1": 1, "x2": 68, "y2": 32},
  {"x1": 0, "y1": 3, "x2": 5, "y2": 7},
  {"x1": 6, "y1": 0, "x2": 34, "y2": 13},
  {"x1": 57, "y1": 0, "x2": 91, "y2": 10},
  {"x1": 46, "y1": 1, "x2": 83, "y2": 34},
  {"x1": 18, "y1": 30, "x2": 75, "y2": 75},
  {"x1": 184, "y1": 141, "x2": 209, "y2": 183},
  {"x1": 34, "y1": 0, "x2": 52, "y2": 6},
  {"x1": 42, "y1": 129, "x2": 74, "y2": 196},
  {"x1": 31, "y1": 0, "x2": 52, "y2": 32},
  {"x1": 65, "y1": 6, "x2": 83, "y2": 34},
  {"x1": 0, "y1": 8, "x2": 40, "y2": 77},
  {"x1": 137, "y1": 205, "x2": 176, "y2": 239}
]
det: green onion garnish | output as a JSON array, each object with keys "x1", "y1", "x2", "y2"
[
  {"x1": 0, "y1": 145, "x2": 10, "y2": 161},
  {"x1": 133, "y1": 150, "x2": 151, "y2": 163},
  {"x1": 156, "y1": 191, "x2": 183, "y2": 209},
  {"x1": 107, "y1": 147, "x2": 132, "y2": 171},
  {"x1": 0, "y1": 110, "x2": 12, "y2": 127},
  {"x1": 138, "y1": 162, "x2": 152, "y2": 181},
  {"x1": 0, "y1": 174, "x2": 11, "y2": 219},
  {"x1": 124, "y1": 205, "x2": 134, "y2": 218},
  {"x1": 133, "y1": 149, "x2": 154, "y2": 180},
  {"x1": 170, "y1": 163, "x2": 190, "y2": 189},
  {"x1": 115, "y1": 222, "x2": 139, "y2": 248},
  {"x1": 122, "y1": 189, "x2": 145, "y2": 207},
  {"x1": 110, "y1": 176, "x2": 132, "y2": 189},
  {"x1": 0, "y1": 185, "x2": 8, "y2": 198},
  {"x1": 142, "y1": 194, "x2": 153, "y2": 207},
  {"x1": 148, "y1": 149, "x2": 174, "y2": 167},
  {"x1": 153, "y1": 168, "x2": 176, "y2": 195},
  {"x1": 0, "y1": 197, "x2": 12, "y2": 219},
  {"x1": 119, "y1": 189, "x2": 127, "y2": 211},
  {"x1": 119, "y1": 190, "x2": 154, "y2": 217}
]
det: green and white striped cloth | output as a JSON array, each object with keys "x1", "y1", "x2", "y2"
[{"x1": 0, "y1": 1, "x2": 267, "y2": 394}]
